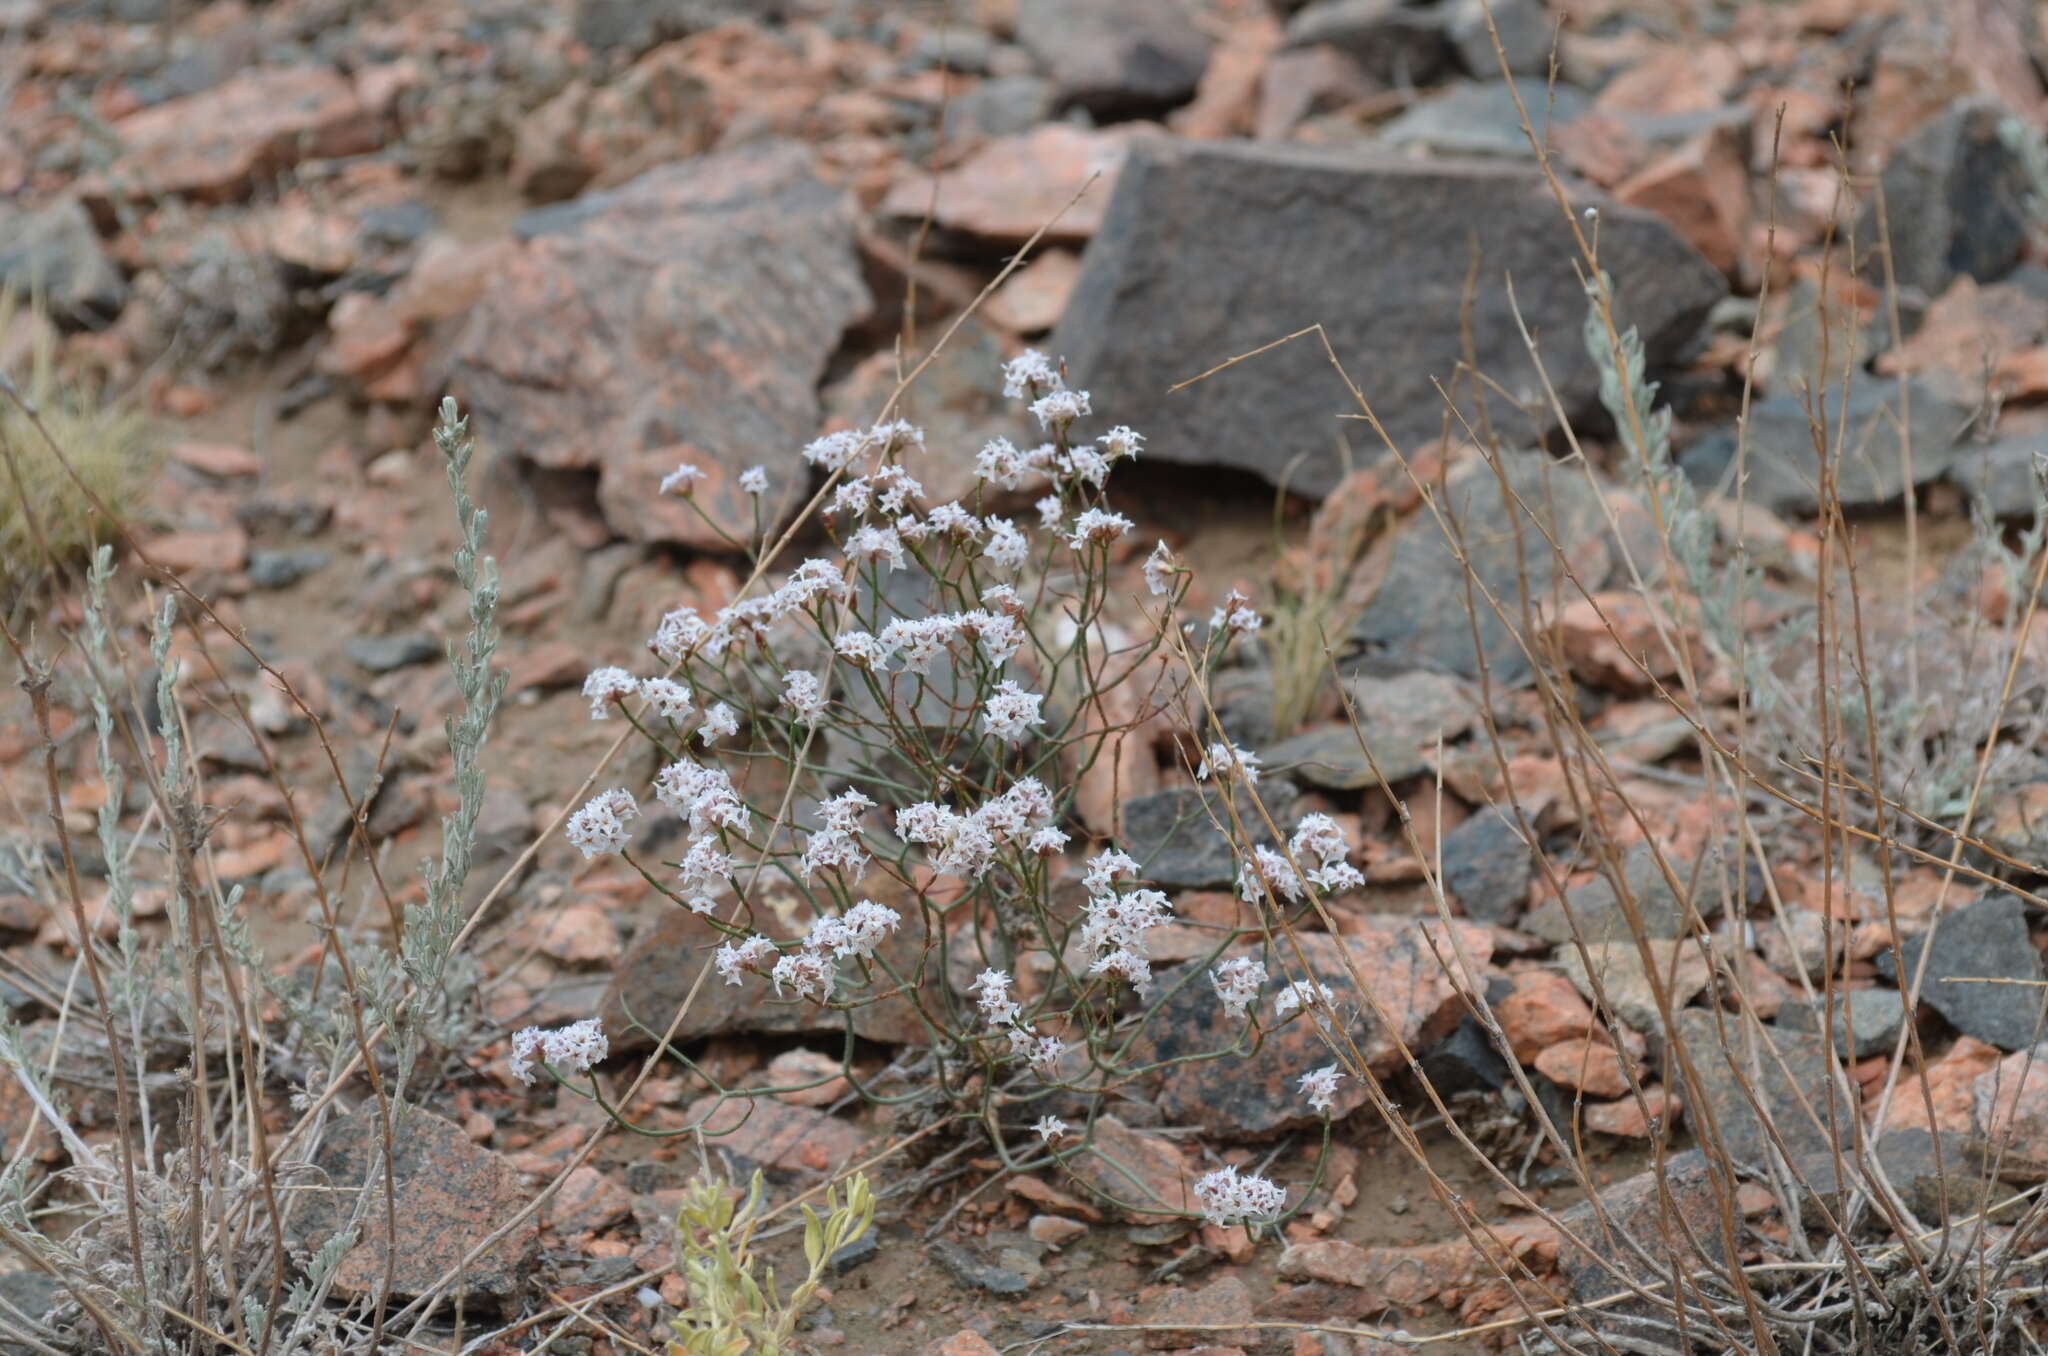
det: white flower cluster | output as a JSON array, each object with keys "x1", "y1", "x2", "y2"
[
  {"x1": 802, "y1": 788, "x2": 874, "y2": 881},
  {"x1": 653, "y1": 759, "x2": 751, "y2": 836},
  {"x1": 834, "y1": 605, "x2": 1027, "y2": 677},
  {"x1": 782, "y1": 670, "x2": 826, "y2": 726},
  {"x1": 1193, "y1": 1165, "x2": 1287, "y2": 1228},
  {"x1": 895, "y1": 778, "x2": 1054, "y2": 880},
  {"x1": 1034, "y1": 1114, "x2": 1068, "y2": 1143},
  {"x1": 802, "y1": 420, "x2": 922, "y2": 476},
  {"x1": 1209, "y1": 955, "x2": 1268, "y2": 1020},
  {"x1": 1210, "y1": 587, "x2": 1262, "y2": 636},
  {"x1": 646, "y1": 559, "x2": 851, "y2": 667},
  {"x1": 1143, "y1": 540, "x2": 1176, "y2": 596},
  {"x1": 652, "y1": 758, "x2": 753, "y2": 909},
  {"x1": 1273, "y1": 979, "x2": 1337, "y2": 1019},
  {"x1": 582, "y1": 666, "x2": 638, "y2": 718},
  {"x1": 1197, "y1": 740, "x2": 1260, "y2": 786},
  {"x1": 642, "y1": 676, "x2": 693, "y2": 720},
  {"x1": 676, "y1": 834, "x2": 735, "y2": 914},
  {"x1": 660, "y1": 463, "x2": 705, "y2": 495},
  {"x1": 567, "y1": 788, "x2": 639, "y2": 859},
  {"x1": 967, "y1": 968, "x2": 1067, "y2": 1075},
  {"x1": 509, "y1": 1019, "x2": 608, "y2": 1084},
  {"x1": 1077, "y1": 849, "x2": 1173, "y2": 990},
  {"x1": 1298, "y1": 1063, "x2": 1345, "y2": 1115},
  {"x1": 719, "y1": 898, "x2": 903, "y2": 1005},
  {"x1": 1068, "y1": 507, "x2": 1133, "y2": 552},
  {"x1": 981, "y1": 680, "x2": 1045, "y2": 744},
  {"x1": 1237, "y1": 813, "x2": 1364, "y2": 905},
  {"x1": 713, "y1": 933, "x2": 778, "y2": 985}
]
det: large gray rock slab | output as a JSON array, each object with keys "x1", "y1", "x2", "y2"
[{"x1": 1053, "y1": 139, "x2": 1724, "y2": 498}]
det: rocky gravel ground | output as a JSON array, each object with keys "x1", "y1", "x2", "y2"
[{"x1": 4, "y1": 0, "x2": 2048, "y2": 1353}]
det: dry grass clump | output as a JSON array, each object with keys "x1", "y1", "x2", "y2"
[{"x1": 0, "y1": 289, "x2": 155, "y2": 584}]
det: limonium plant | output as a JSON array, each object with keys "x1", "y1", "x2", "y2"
[{"x1": 516, "y1": 350, "x2": 1373, "y2": 1234}]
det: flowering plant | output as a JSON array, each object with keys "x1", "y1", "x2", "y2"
[{"x1": 530, "y1": 351, "x2": 1371, "y2": 1233}]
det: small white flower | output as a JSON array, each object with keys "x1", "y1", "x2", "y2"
[
  {"x1": 782, "y1": 670, "x2": 826, "y2": 726},
  {"x1": 819, "y1": 788, "x2": 875, "y2": 830},
  {"x1": 1273, "y1": 979, "x2": 1336, "y2": 1019},
  {"x1": 984, "y1": 517, "x2": 1028, "y2": 571},
  {"x1": 739, "y1": 465, "x2": 769, "y2": 495},
  {"x1": 581, "y1": 666, "x2": 637, "y2": 719},
  {"x1": 1193, "y1": 1165, "x2": 1286, "y2": 1228},
  {"x1": 803, "y1": 429, "x2": 867, "y2": 473},
  {"x1": 1036, "y1": 495, "x2": 1063, "y2": 529},
  {"x1": 976, "y1": 436, "x2": 1052, "y2": 489},
  {"x1": 1067, "y1": 508, "x2": 1132, "y2": 551},
  {"x1": 809, "y1": 898, "x2": 900, "y2": 959},
  {"x1": 1238, "y1": 845, "x2": 1304, "y2": 906},
  {"x1": 846, "y1": 524, "x2": 907, "y2": 572},
  {"x1": 566, "y1": 788, "x2": 639, "y2": 859},
  {"x1": 1143, "y1": 541, "x2": 1175, "y2": 597},
  {"x1": 640, "y1": 676, "x2": 694, "y2": 721},
  {"x1": 653, "y1": 759, "x2": 750, "y2": 835},
  {"x1": 508, "y1": 1026, "x2": 545, "y2": 1084},
  {"x1": 1210, "y1": 588, "x2": 1262, "y2": 636},
  {"x1": 1197, "y1": 740, "x2": 1260, "y2": 786},
  {"x1": 833, "y1": 630, "x2": 887, "y2": 667},
  {"x1": 1098, "y1": 425, "x2": 1143, "y2": 461},
  {"x1": 1030, "y1": 386, "x2": 1091, "y2": 431},
  {"x1": 982, "y1": 680, "x2": 1045, "y2": 744},
  {"x1": 1081, "y1": 850, "x2": 1139, "y2": 895},
  {"x1": 970, "y1": 968, "x2": 1020, "y2": 1027},
  {"x1": 1001, "y1": 349, "x2": 1060, "y2": 400},
  {"x1": 1089, "y1": 947, "x2": 1152, "y2": 989},
  {"x1": 677, "y1": 834, "x2": 736, "y2": 912},
  {"x1": 926, "y1": 501, "x2": 983, "y2": 539},
  {"x1": 714, "y1": 934, "x2": 779, "y2": 985},
  {"x1": 771, "y1": 948, "x2": 836, "y2": 1002},
  {"x1": 1057, "y1": 443, "x2": 1111, "y2": 487},
  {"x1": 826, "y1": 476, "x2": 873, "y2": 519},
  {"x1": 1034, "y1": 1115, "x2": 1068, "y2": 1143},
  {"x1": 1025, "y1": 1033, "x2": 1066, "y2": 1074},
  {"x1": 510, "y1": 1019, "x2": 608, "y2": 1083},
  {"x1": 699, "y1": 702, "x2": 739, "y2": 744},
  {"x1": 1298, "y1": 1063, "x2": 1345, "y2": 1115},
  {"x1": 1210, "y1": 956, "x2": 1267, "y2": 1020},
  {"x1": 1027, "y1": 826, "x2": 1068, "y2": 856},
  {"x1": 650, "y1": 606, "x2": 710, "y2": 664},
  {"x1": 869, "y1": 420, "x2": 925, "y2": 456},
  {"x1": 660, "y1": 463, "x2": 706, "y2": 495}
]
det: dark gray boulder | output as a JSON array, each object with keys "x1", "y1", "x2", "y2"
[{"x1": 1054, "y1": 139, "x2": 1724, "y2": 498}]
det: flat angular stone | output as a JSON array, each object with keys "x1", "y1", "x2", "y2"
[
  {"x1": 1016, "y1": 0, "x2": 1214, "y2": 118},
  {"x1": 1348, "y1": 452, "x2": 1617, "y2": 684},
  {"x1": 1054, "y1": 140, "x2": 1723, "y2": 499},
  {"x1": 296, "y1": 1103, "x2": 537, "y2": 1303},
  {"x1": 1680, "y1": 379, "x2": 1975, "y2": 516},
  {"x1": 1876, "y1": 894, "x2": 2045, "y2": 1051},
  {"x1": 448, "y1": 143, "x2": 869, "y2": 549},
  {"x1": 1672, "y1": 1008, "x2": 1856, "y2": 1174},
  {"x1": 1858, "y1": 97, "x2": 2033, "y2": 297}
]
